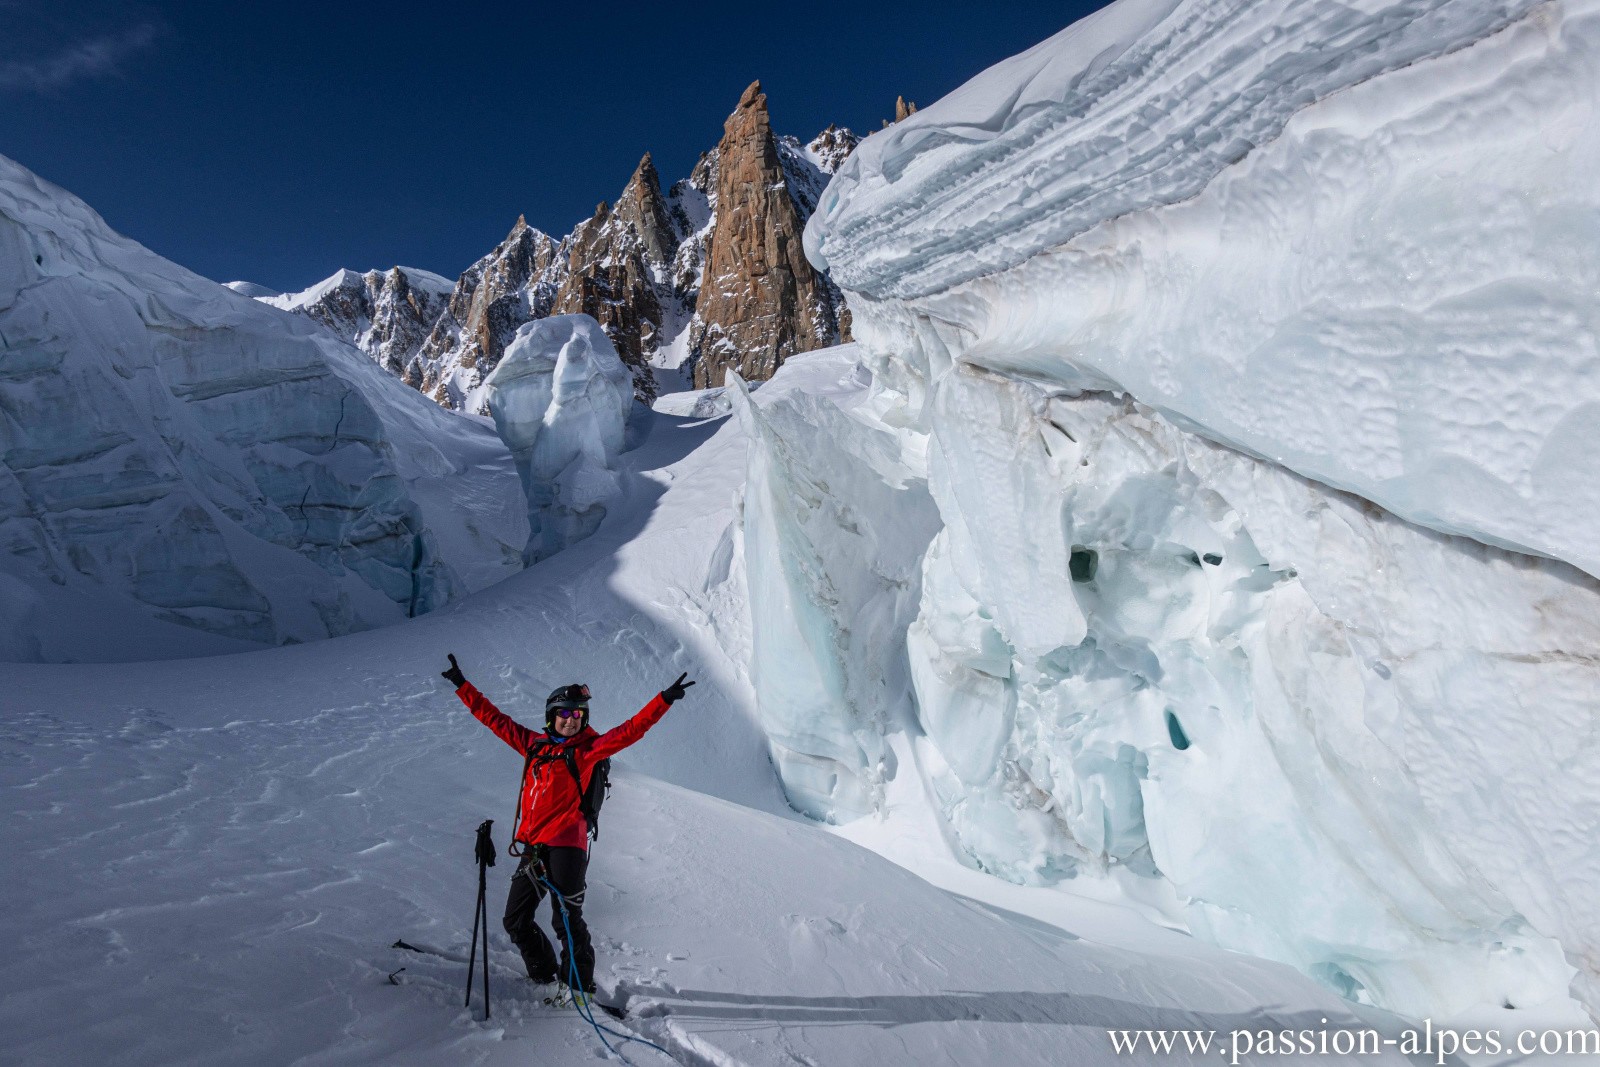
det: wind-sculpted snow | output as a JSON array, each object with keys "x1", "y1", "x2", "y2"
[
  {"x1": 808, "y1": 0, "x2": 1600, "y2": 583},
  {"x1": 0, "y1": 155, "x2": 525, "y2": 659},
  {"x1": 482, "y1": 315, "x2": 631, "y2": 565},
  {"x1": 807, "y1": 0, "x2": 1540, "y2": 300},
  {"x1": 733, "y1": 353, "x2": 1600, "y2": 1021}
]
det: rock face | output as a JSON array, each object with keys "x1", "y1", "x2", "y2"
[
  {"x1": 689, "y1": 82, "x2": 841, "y2": 390},
  {"x1": 412, "y1": 218, "x2": 563, "y2": 406},
  {"x1": 550, "y1": 154, "x2": 681, "y2": 402},
  {"x1": 264, "y1": 267, "x2": 454, "y2": 380},
  {"x1": 265, "y1": 83, "x2": 856, "y2": 408}
]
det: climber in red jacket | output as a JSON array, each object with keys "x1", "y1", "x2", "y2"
[{"x1": 442, "y1": 653, "x2": 693, "y2": 1001}]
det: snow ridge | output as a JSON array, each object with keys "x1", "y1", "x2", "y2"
[{"x1": 806, "y1": 0, "x2": 1541, "y2": 300}]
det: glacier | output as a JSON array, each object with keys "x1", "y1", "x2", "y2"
[
  {"x1": 481, "y1": 314, "x2": 632, "y2": 565},
  {"x1": 737, "y1": 0, "x2": 1600, "y2": 1024},
  {"x1": 3, "y1": 344, "x2": 1466, "y2": 1065},
  {"x1": 0, "y1": 154, "x2": 526, "y2": 660}
]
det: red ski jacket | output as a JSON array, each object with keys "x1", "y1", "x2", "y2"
[{"x1": 455, "y1": 682, "x2": 671, "y2": 851}]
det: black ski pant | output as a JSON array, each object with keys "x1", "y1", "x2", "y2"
[{"x1": 504, "y1": 845, "x2": 594, "y2": 991}]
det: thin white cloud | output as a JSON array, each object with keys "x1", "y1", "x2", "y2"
[{"x1": 0, "y1": 22, "x2": 159, "y2": 92}]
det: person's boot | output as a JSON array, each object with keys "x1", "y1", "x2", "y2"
[
  {"x1": 546, "y1": 983, "x2": 592, "y2": 1009},
  {"x1": 519, "y1": 944, "x2": 557, "y2": 986}
]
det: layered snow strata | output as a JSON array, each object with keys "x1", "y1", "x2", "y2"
[
  {"x1": 0, "y1": 154, "x2": 524, "y2": 658},
  {"x1": 807, "y1": 0, "x2": 1600, "y2": 582},
  {"x1": 734, "y1": 353, "x2": 1600, "y2": 1019},
  {"x1": 482, "y1": 315, "x2": 631, "y2": 565}
]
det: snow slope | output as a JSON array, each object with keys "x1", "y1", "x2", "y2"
[
  {"x1": 0, "y1": 154, "x2": 525, "y2": 660},
  {"x1": 2, "y1": 355, "x2": 1477, "y2": 1066}
]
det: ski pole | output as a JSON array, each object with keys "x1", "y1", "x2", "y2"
[{"x1": 465, "y1": 819, "x2": 496, "y2": 1018}]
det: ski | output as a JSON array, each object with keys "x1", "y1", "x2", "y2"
[
  {"x1": 541, "y1": 986, "x2": 629, "y2": 1019},
  {"x1": 392, "y1": 938, "x2": 468, "y2": 964}
]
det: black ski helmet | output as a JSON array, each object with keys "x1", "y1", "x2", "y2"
[{"x1": 545, "y1": 682, "x2": 591, "y2": 731}]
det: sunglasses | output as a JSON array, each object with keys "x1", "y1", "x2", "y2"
[{"x1": 552, "y1": 707, "x2": 587, "y2": 720}]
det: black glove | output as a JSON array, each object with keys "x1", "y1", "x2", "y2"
[
  {"x1": 662, "y1": 672, "x2": 695, "y2": 705},
  {"x1": 441, "y1": 654, "x2": 467, "y2": 689}
]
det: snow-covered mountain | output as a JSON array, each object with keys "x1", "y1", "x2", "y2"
[
  {"x1": 263, "y1": 266, "x2": 454, "y2": 380},
  {"x1": 790, "y1": 0, "x2": 1600, "y2": 1024},
  {"x1": 222, "y1": 279, "x2": 280, "y2": 298},
  {"x1": 0, "y1": 154, "x2": 526, "y2": 661},
  {"x1": 268, "y1": 83, "x2": 859, "y2": 411}
]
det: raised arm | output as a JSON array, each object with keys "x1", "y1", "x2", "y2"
[
  {"x1": 443, "y1": 655, "x2": 538, "y2": 754},
  {"x1": 589, "y1": 673, "x2": 695, "y2": 761},
  {"x1": 456, "y1": 683, "x2": 540, "y2": 753}
]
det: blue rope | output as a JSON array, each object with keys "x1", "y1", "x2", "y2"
[{"x1": 537, "y1": 872, "x2": 674, "y2": 1062}]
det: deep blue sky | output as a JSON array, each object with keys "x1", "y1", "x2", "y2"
[{"x1": 1, "y1": 0, "x2": 1114, "y2": 293}]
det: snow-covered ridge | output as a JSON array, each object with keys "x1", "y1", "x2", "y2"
[
  {"x1": 267, "y1": 266, "x2": 452, "y2": 313},
  {"x1": 806, "y1": 0, "x2": 1542, "y2": 301},
  {"x1": 223, "y1": 279, "x2": 280, "y2": 298}
]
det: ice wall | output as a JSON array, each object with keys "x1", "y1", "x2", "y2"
[
  {"x1": 808, "y1": 0, "x2": 1600, "y2": 582},
  {"x1": 0, "y1": 154, "x2": 524, "y2": 659},
  {"x1": 749, "y1": 0, "x2": 1600, "y2": 1023},
  {"x1": 728, "y1": 360, "x2": 940, "y2": 821},
  {"x1": 738, "y1": 351, "x2": 1599, "y2": 1020},
  {"x1": 481, "y1": 315, "x2": 631, "y2": 564}
]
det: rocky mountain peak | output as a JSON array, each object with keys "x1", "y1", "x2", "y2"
[
  {"x1": 726, "y1": 81, "x2": 778, "y2": 155},
  {"x1": 408, "y1": 217, "x2": 563, "y2": 404},
  {"x1": 550, "y1": 152, "x2": 686, "y2": 403},
  {"x1": 689, "y1": 80, "x2": 839, "y2": 389},
  {"x1": 264, "y1": 81, "x2": 852, "y2": 409},
  {"x1": 614, "y1": 152, "x2": 676, "y2": 266},
  {"x1": 807, "y1": 125, "x2": 860, "y2": 173}
]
